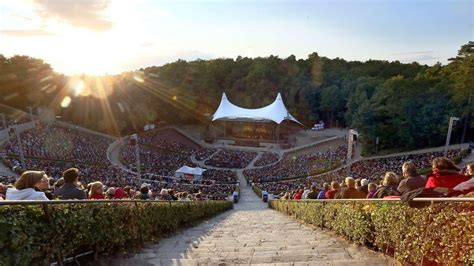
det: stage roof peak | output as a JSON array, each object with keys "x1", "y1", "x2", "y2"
[{"x1": 212, "y1": 92, "x2": 301, "y2": 124}]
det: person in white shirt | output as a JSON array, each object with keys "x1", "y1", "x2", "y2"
[{"x1": 5, "y1": 171, "x2": 49, "y2": 200}]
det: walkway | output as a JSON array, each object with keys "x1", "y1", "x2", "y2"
[{"x1": 112, "y1": 175, "x2": 393, "y2": 265}]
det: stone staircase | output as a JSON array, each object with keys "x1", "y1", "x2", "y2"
[{"x1": 110, "y1": 175, "x2": 394, "y2": 266}]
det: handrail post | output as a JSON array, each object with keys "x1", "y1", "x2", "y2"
[{"x1": 42, "y1": 204, "x2": 64, "y2": 266}]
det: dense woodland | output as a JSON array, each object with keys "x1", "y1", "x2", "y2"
[{"x1": 0, "y1": 42, "x2": 472, "y2": 154}]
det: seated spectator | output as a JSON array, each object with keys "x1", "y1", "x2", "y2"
[
  {"x1": 160, "y1": 189, "x2": 171, "y2": 200},
  {"x1": 302, "y1": 186, "x2": 311, "y2": 199},
  {"x1": 358, "y1": 179, "x2": 369, "y2": 194},
  {"x1": 292, "y1": 189, "x2": 303, "y2": 200},
  {"x1": 367, "y1": 183, "x2": 377, "y2": 198},
  {"x1": 53, "y1": 168, "x2": 87, "y2": 200},
  {"x1": 106, "y1": 187, "x2": 116, "y2": 199},
  {"x1": 398, "y1": 161, "x2": 426, "y2": 194},
  {"x1": 336, "y1": 177, "x2": 366, "y2": 199},
  {"x1": 5, "y1": 171, "x2": 49, "y2": 200},
  {"x1": 325, "y1": 181, "x2": 340, "y2": 199},
  {"x1": 138, "y1": 184, "x2": 150, "y2": 200},
  {"x1": 374, "y1": 172, "x2": 400, "y2": 198},
  {"x1": 317, "y1": 183, "x2": 330, "y2": 199},
  {"x1": 0, "y1": 183, "x2": 6, "y2": 199},
  {"x1": 114, "y1": 187, "x2": 127, "y2": 199},
  {"x1": 306, "y1": 185, "x2": 319, "y2": 199},
  {"x1": 425, "y1": 157, "x2": 470, "y2": 189},
  {"x1": 123, "y1": 186, "x2": 131, "y2": 198},
  {"x1": 281, "y1": 192, "x2": 291, "y2": 200},
  {"x1": 454, "y1": 163, "x2": 474, "y2": 192},
  {"x1": 88, "y1": 181, "x2": 105, "y2": 199}
]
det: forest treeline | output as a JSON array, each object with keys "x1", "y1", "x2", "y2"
[{"x1": 0, "y1": 42, "x2": 472, "y2": 153}]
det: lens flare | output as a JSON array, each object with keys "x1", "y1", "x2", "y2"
[
  {"x1": 133, "y1": 76, "x2": 144, "y2": 83},
  {"x1": 61, "y1": 96, "x2": 72, "y2": 108}
]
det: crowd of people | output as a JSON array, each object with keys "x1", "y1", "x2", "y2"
[
  {"x1": 244, "y1": 146, "x2": 347, "y2": 182},
  {"x1": 0, "y1": 167, "x2": 234, "y2": 201},
  {"x1": 276, "y1": 159, "x2": 473, "y2": 200},
  {"x1": 0, "y1": 124, "x2": 238, "y2": 201},
  {"x1": 3, "y1": 124, "x2": 111, "y2": 165},
  {"x1": 253, "y1": 152, "x2": 280, "y2": 167},
  {"x1": 204, "y1": 149, "x2": 257, "y2": 168},
  {"x1": 195, "y1": 148, "x2": 218, "y2": 161}
]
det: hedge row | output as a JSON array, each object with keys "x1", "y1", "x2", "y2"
[
  {"x1": 270, "y1": 200, "x2": 473, "y2": 264},
  {"x1": 0, "y1": 200, "x2": 233, "y2": 265}
]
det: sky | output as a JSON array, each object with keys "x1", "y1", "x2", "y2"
[{"x1": 0, "y1": 0, "x2": 472, "y2": 75}]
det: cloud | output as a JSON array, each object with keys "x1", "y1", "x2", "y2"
[
  {"x1": 34, "y1": 0, "x2": 113, "y2": 31},
  {"x1": 391, "y1": 50, "x2": 435, "y2": 56},
  {"x1": 0, "y1": 29, "x2": 55, "y2": 37}
]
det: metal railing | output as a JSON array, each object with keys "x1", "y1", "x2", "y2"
[
  {"x1": 269, "y1": 197, "x2": 474, "y2": 202},
  {"x1": 0, "y1": 199, "x2": 207, "y2": 206}
]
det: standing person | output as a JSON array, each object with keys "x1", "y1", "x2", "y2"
[
  {"x1": 53, "y1": 168, "x2": 87, "y2": 200},
  {"x1": 5, "y1": 171, "x2": 49, "y2": 200},
  {"x1": 398, "y1": 161, "x2": 426, "y2": 194},
  {"x1": 425, "y1": 157, "x2": 470, "y2": 189}
]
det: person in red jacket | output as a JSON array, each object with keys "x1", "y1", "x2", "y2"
[
  {"x1": 425, "y1": 157, "x2": 470, "y2": 189},
  {"x1": 292, "y1": 189, "x2": 303, "y2": 200},
  {"x1": 325, "y1": 181, "x2": 340, "y2": 199}
]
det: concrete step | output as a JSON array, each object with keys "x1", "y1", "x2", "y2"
[
  {"x1": 154, "y1": 257, "x2": 391, "y2": 266},
  {"x1": 187, "y1": 247, "x2": 348, "y2": 255}
]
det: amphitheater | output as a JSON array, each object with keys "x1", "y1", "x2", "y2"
[{"x1": 0, "y1": 107, "x2": 472, "y2": 265}]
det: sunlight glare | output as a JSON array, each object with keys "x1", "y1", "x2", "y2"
[
  {"x1": 61, "y1": 96, "x2": 72, "y2": 108},
  {"x1": 133, "y1": 76, "x2": 144, "y2": 83},
  {"x1": 74, "y1": 80, "x2": 85, "y2": 96}
]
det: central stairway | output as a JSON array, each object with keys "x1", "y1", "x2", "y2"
[{"x1": 114, "y1": 175, "x2": 393, "y2": 265}]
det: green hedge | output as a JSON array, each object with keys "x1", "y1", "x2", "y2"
[
  {"x1": 0, "y1": 200, "x2": 232, "y2": 265},
  {"x1": 252, "y1": 185, "x2": 262, "y2": 198},
  {"x1": 270, "y1": 200, "x2": 473, "y2": 264}
]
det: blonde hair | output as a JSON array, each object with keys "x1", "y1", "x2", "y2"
[
  {"x1": 15, "y1": 171, "x2": 46, "y2": 190},
  {"x1": 88, "y1": 181, "x2": 104, "y2": 198},
  {"x1": 368, "y1": 182, "x2": 377, "y2": 191},
  {"x1": 466, "y1": 163, "x2": 474, "y2": 176},
  {"x1": 432, "y1": 157, "x2": 460, "y2": 172},
  {"x1": 383, "y1": 172, "x2": 399, "y2": 186},
  {"x1": 345, "y1": 177, "x2": 356, "y2": 188},
  {"x1": 402, "y1": 161, "x2": 418, "y2": 177}
]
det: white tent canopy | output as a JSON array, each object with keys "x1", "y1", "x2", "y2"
[
  {"x1": 175, "y1": 166, "x2": 206, "y2": 177},
  {"x1": 212, "y1": 93, "x2": 301, "y2": 124}
]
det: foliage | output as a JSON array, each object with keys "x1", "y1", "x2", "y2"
[
  {"x1": 252, "y1": 185, "x2": 262, "y2": 198},
  {"x1": 0, "y1": 200, "x2": 232, "y2": 265},
  {"x1": 0, "y1": 43, "x2": 472, "y2": 152},
  {"x1": 270, "y1": 200, "x2": 473, "y2": 264}
]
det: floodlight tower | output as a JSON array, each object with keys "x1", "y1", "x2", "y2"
[
  {"x1": 445, "y1": 117, "x2": 460, "y2": 156},
  {"x1": 11, "y1": 126, "x2": 25, "y2": 167},
  {"x1": 130, "y1": 134, "x2": 141, "y2": 178},
  {"x1": 347, "y1": 129, "x2": 359, "y2": 163}
]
